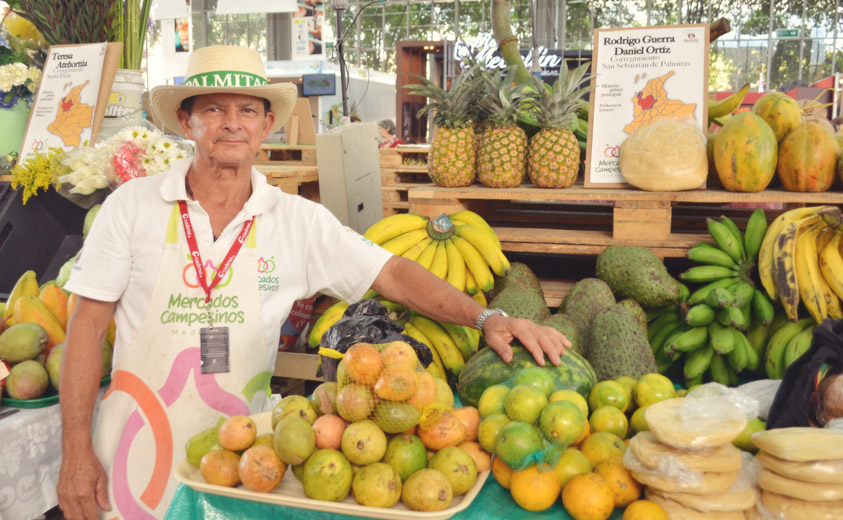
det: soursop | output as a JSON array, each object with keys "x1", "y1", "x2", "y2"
[
  {"x1": 494, "y1": 262, "x2": 543, "y2": 298},
  {"x1": 559, "y1": 278, "x2": 615, "y2": 353},
  {"x1": 595, "y1": 245, "x2": 680, "y2": 308},
  {"x1": 540, "y1": 313, "x2": 582, "y2": 355},
  {"x1": 586, "y1": 304, "x2": 658, "y2": 380},
  {"x1": 489, "y1": 284, "x2": 549, "y2": 322}
]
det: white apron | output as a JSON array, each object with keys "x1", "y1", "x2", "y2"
[{"x1": 92, "y1": 204, "x2": 274, "y2": 519}]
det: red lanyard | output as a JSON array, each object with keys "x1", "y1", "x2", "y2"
[{"x1": 178, "y1": 200, "x2": 254, "y2": 304}]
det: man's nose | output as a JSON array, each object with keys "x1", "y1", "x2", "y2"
[{"x1": 221, "y1": 109, "x2": 245, "y2": 130}]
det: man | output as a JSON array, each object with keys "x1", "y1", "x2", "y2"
[{"x1": 57, "y1": 45, "x2": 569, "y2": 519}]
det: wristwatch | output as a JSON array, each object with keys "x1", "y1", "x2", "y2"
[{"x1": 475, "y1": 308, "x2": 508, "y2": 331}]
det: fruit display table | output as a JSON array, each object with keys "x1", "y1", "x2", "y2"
[
  {"x1": 0, "y1": 404, "x2": 63, "y2": 519},
  {"x1": 166, "y1": 478, "x2": 626, "y2": 520}
]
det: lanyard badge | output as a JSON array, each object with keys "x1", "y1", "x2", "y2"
[{"x1": 178, "y1": 200, "x2": 254, "y2": 374}]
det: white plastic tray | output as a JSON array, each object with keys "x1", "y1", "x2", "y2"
[{"x1": 174, "y1": 412, "x2": 490, "y2": 520}]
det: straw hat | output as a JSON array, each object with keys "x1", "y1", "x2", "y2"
[{"x1": 149, "y1": 45, "x2": 297, "y2": 136}]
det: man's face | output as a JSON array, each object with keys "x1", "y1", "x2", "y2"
[{"x1": 177, "y1": 93, "x2": 275, "y2": 168}]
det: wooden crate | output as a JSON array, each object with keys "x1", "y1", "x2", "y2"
[
  {"x1": 408, "y1": 182, "x2": 843, "y2": 258},
  {"x1": 259, "y1": 143, "x2": 317, "y2": 165},
  {"x1": 380, "y1": 146, "x2": 431, "y2": 216},
  {"x1": 254, "y1": 163, "x2": 320, "y2": 202}
]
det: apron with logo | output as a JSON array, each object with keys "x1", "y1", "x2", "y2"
[{"x1": 92, "y1": 204, "x2": 274, "y2": 519}]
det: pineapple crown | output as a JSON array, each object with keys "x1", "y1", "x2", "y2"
[
  {"x1": 403, "y1": 68, "x2": 476, "y2": 129},
  {"x1": 527, "y1": 62, "x2": 593, "y2": 131},
  {"x1": 478, "y1": 66, "x2": 531, "y2": 127}
]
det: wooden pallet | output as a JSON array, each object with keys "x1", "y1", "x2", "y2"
[
  {"x1": 408, "y1": 183, "x2": 843, "y2": 258},
  {"x1": 380, "y1": 146, "x2": 431, "y2": 216},
  {"x1": 254, "y1": 163, "x2": 320, "y2": 201},
  {"x1": 259, "y1": 143, "x2": 317, "y2": 165}
]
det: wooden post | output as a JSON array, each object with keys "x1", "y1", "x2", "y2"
[{"x1": 613, "y1": 201, "x2": 672, "y2": 241}]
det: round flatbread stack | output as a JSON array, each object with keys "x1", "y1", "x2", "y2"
[
  {"x1": 629, "y1": 432, "x2": 743, "y2": 473},
  {"x1": 756, "y1": 451, "x2": 843, "y2": 484},
  {"x1": 644, "y1": 489, "x2": 746, "y2": 520},
  {"x1": 646, "y1": 486, "x2": 759, "y2": 512},
  {"x1": 630, "y1": 468, "x2": 739, "y2": 495},
  {"x1": 758, "y1": 468, "x2": 843, "y2": 501},
  {"x1": 761, "y1": 491, "x2": 843, "y2": 520},
  {"x1": 751, "y1": 428, "x2": 843, "y2": 462},
  {"x1": 645, "y1": 398, "x2": 748, "y2": 451}
]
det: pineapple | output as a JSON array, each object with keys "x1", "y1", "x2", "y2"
[
  {"x1": 526, "y1": 64, "x2": 592, "y2": 188},
  {"x1": 476, "y1": 67, "x2": 530, "y2": 188},
  {"x1": 404, "y1": 70, "x2": 477, "y2": 187}
]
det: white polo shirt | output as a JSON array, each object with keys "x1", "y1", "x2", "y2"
[{"x1": 65, "y1": 157, "x2": 393, "y2": 360}]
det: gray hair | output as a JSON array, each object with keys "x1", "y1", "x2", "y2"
[{"x1": 378, "y1": 119, "x2": 396, "y2": 136}]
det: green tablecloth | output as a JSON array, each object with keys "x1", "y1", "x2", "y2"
[{"x1": 165, "y1": 478, "x2": 625, "y2": 520}]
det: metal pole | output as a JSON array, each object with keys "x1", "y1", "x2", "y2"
[
  {"x1": 337, "y1": 9, "x2": 348, "y2": 116},
  {"x1": 646, "y1": 0, "x2": 651, "y2": 26},
  {"x1": 678, "y1": 0, "x2": 683, "y2": 25},
  {"x1": 735, "y1": 0, "x2": 742, "y2": 89},
  {"x1": 765, "y1": 0, "x2": 774, "y2": 89},
  {"x1": 833, "y1": 0, "x2": 840, "y2": 79},
  {"x1": 559, "y1": 0, "x2": 567, "y2": 50},
  {"x1": 455, "y1": 0, "x2": 461, "y2": 42},
  {"x1": 798, "y1": 0, "x2": 806, "y2": 82}
]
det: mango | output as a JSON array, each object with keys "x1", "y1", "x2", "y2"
[
  {"x1": 2, "y1": 270, "x2": 39, "y2": 322},
  {"x1": 14, "y1": 295, "x2": 65, "y2": 350},
  {"x1": 40, "y1": 283, "x2": 69, "y2": 330},
  {"x1": 101, "y1": 341, "x2": 113, "y2": 379},
  {"x1": 55, "y1": 255, "x2": 76, "y2": 288},
  {"x1": 46, "y1": 342, "x2": 63, "y2": 389},
  {"x1": 6, "y1": 360, "x2": 49, "y2": 399},
  {"x1": 0, "y1": 322, "x2": 48, "y2": 362},
  {"x1": 83, "y1": 204, "x2": 101, "y2": 239},
  {"x1": 185, "y1": 417, "x2": 226, "y2": 468}
]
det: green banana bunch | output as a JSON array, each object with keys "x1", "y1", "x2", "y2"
[{"x1": 647, "y1": 209, "x2": 783, "y2": 385}]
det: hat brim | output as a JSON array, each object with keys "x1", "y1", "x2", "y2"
[{"x1": 149, "y1": 83, "x2": 298, "y2": 138}]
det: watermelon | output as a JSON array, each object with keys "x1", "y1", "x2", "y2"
[{"x1": 457, "y1": 344, "x2": 597, "y2": 408}]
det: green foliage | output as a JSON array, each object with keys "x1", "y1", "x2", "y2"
[{"x1": 13, "y1": 0, "x2": 121, "y2": 47}]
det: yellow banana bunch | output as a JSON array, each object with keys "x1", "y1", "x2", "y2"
[
  {"x1": 361, "y1": 210, "x2": 509, "y2": 296},
  {"x1": 758, "y1": 205, "x2": 843, "y2": 323},
  {"x1": 707, "y1": 83, "x2": 751, "y2": 120},
  {"x1": 407, "y1": 315, "x2": 465, "y2": 379}
]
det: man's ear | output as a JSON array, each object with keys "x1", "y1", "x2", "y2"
[
  {"x1": 262, "y1": 110, "x2": 277, "y2": 140},
  {"x1": 176, "y1": 109, "x2": 194, "y2": 140}
]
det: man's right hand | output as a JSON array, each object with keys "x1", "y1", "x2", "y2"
[{"x1": 57, "y1": 448, "x2": 111, "y2": 519}]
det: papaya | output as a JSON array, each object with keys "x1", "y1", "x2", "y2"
[
  {"x1": 713, "y1": 112, "x2": 778, "y2": 192},
  {"x1": 14, "y1": 295, "x2": 66, "y2": 351},
  {"x1": 2, "y1": 270, "x2": 39, "y2": 323},
  {"x1": 66, "y1": 292, "x2": 77, "y2": 321},
  {"x1": 106, "y1": 317, "x2": 116, "y2": 346},
  {"x1": 40, "y1": 283, "x2": 69, "y2": 330},
  {"x1": 752, "y1": 92, "x2": 802, "y2": 142},
  {"x1": 777, "y1": 121, "x2": 839, "y2": 192}
]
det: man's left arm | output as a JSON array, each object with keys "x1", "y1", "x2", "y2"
[{"x1": 371, "y1": 256, "x2": 571, "y2": 366}]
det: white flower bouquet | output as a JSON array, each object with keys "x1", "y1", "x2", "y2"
[{"x1": 58, "y1": 125, "x2": 193, "y2": 195}]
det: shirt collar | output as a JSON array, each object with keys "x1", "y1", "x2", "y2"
[{"x1": 159, "y1": 156, "x2": 277, "y2": 216}]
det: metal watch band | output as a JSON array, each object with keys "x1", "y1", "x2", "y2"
[{"x1": 475, "y1": 308, "x2": 508, "y2": 330}]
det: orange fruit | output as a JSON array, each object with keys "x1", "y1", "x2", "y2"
[
  {"x1": 589, "y1": 406, "x2": 629, "y2": 439},
  {"x1": 344, "y1": 343, "x2": 384, "y2": 385},
  {"x1": 511, "y1": 366, "x2": 555, "y2": 396},
  {"x1": 478, "y1": 384, "x2": 511, "y2": 418},
  {"x1": 579, "y1": 432, "x2": 627, "y2": 467},
  {"x1": 510, "y1": 463, "x2": 561, "y2": 511},
  {"x1": 561, "y1": 473, "x2": 614, "y2": 520},
  {"x1": 504, "y1": 385, "x2": 547, "y2": 423},
  {"x1": 615, "y1": 376, "x2": 638, "y2": 412},
  {"x1": 588, "y1": 381, "x2": 629, "y2": 412},
  {"x1": 629, "y1": 405, "x2": 650, "y2": 435},
  {"x1": 406, "y1": 370, "x2": 437, "y2": 412},
  {"x1": 218, "y1": 415, "x2": 257, "y2": 451},
  {"x1": 491, "y1": 455, "x2": 514, "y2": 489},
  {"x1": 622, "y1": 499, "x2": 668, "y2": 520},
  {"x1": 593, "y1": 456, "x2": 641, "y2": 507},
  {"x1": 451, "y1": 406, "x2": 481, "y2": 441},
  {"x1": 552, "y1": 447, "x2": 592, "y2": 489},
  {"x1": 573, "y1": 418, "x2": 590, "y2": 446},
  {"x1": 380, "y1": 341, "x2": 418, "y2": 368},
  {"x1": 374, "y1": 365, "x2": 418, "y2": 401},
  {"x1": 539, "y1": 400, "x2": 587, "y2": 446},
  {"x1": 633, "y1": 373, "x2": 676, "y2": 408},
  {"x1": 477, "y1": 413, "x2": 510, "y2": 453},
  {"x1": 548, "y1": 389, "x2": 589, "y2": 417}
]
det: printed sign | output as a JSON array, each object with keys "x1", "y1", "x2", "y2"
[
  {"x1": 20, "y1": 43, "x2": 120, "y2": 160},
  {"x1": 585, "y1": 24, "x2": 709, "y2": 188}
]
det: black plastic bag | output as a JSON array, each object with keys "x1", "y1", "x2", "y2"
[{"x1": 319, "y1": 299, "x2": 433, "y2": 383}]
